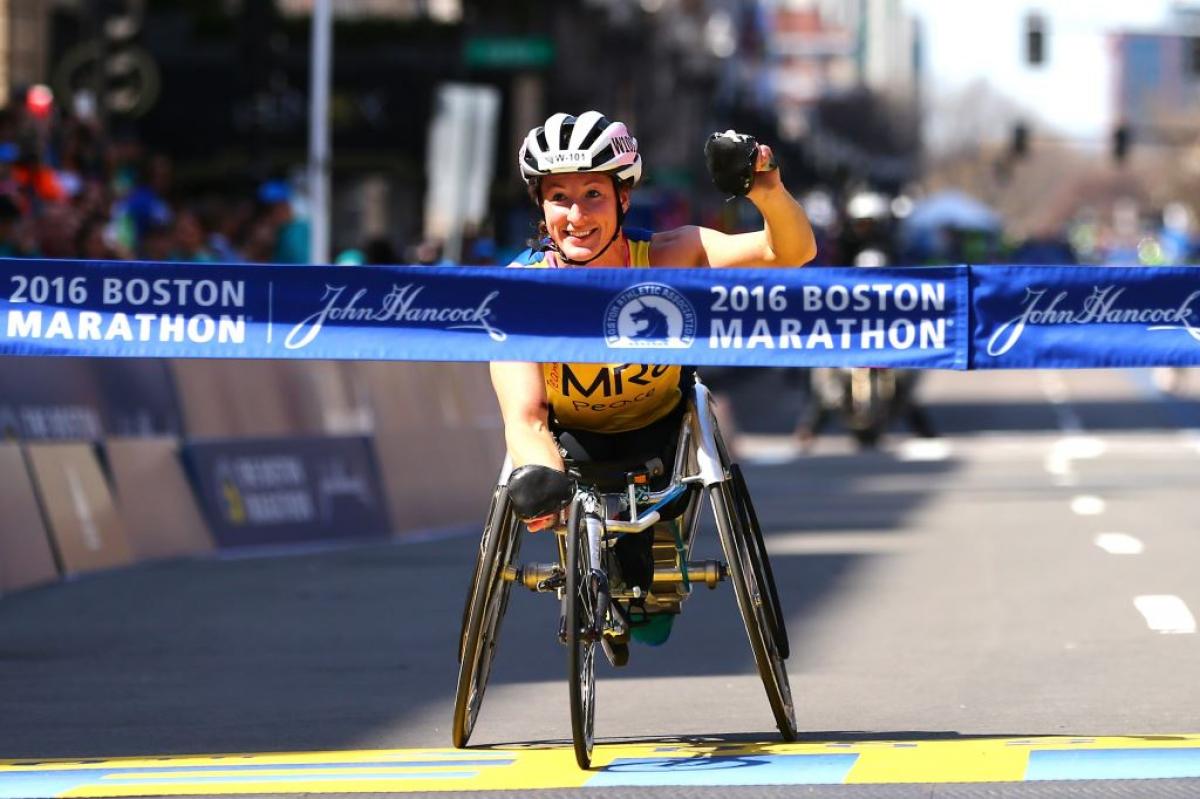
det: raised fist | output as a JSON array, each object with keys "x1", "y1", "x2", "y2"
[{"x1": 704, "y1": 130, "x2": 776, "y2": 197}]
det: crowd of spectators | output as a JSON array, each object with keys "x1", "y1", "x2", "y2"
[{"x1": 0, "y1": 89, "x2": 312, "y2": 266}]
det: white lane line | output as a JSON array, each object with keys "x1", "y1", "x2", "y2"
[
  {"x1": 1044, "y1": 435, "x2": 1106, "y2": 481},
  {"x1": 897, "y1": 439, "x2": 953, "y2": 462},
  {"x1": 1134, "y1": 595, "x2": 1197, "y2": 634},
  {"x1": 1070, "y1": 495, "x2": 1107, "y2": 516},
  {"x1": 768, "y1": 531, "x2": 909, "y2": 555},
  {"x1": 1094, "y1": 533, "x2": 1144, "y2": 555}
]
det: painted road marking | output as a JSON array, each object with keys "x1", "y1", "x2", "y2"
[
  {"x1": 1094, "y1": 533, "x2": 1144, "y2": 555},
  {"x1": 6, "y1": 738, "x2": 1200, "y2": 794},
  {"x1": 587, "y1": 753, "x2": 856, "y2": 787},
  {"x1": 1134, "y1": 595, "x2": 1197, "y2": 634},
  {"x1": 1044, "y1": 436, "x2": 1105, "y2": 482},
  {"x1": 1027, "y1": 748, "x2": 1200, "y2": 780},
  {"x1": 1070, "y1": 495, "x2": 1107, "y2": 516},
  {"x1": 897, "y1": 439, "x2": 952, "y2": 462}
]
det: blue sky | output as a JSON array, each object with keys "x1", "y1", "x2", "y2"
[{"x1": 907, "y1": 0, "x2": 1179, "y2": 140}]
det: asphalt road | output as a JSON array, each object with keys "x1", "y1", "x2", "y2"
[{"x1": 3, "y1": 368, "x2": 1200, "y2": 796}]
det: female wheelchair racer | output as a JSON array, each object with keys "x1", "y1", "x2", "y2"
[{"x1": 454, "y1": 111, "x2": 817, "y2": 767}]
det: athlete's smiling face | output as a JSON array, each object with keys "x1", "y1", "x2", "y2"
[{"x1": 541, "y1": 173, "x2": 629, "y2": 265}]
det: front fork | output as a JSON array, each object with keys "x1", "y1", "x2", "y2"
[
  {"x1": 557, "y1": 498, "x2": 620, "y2": 643},
  {"x1": 585, "y1": 512, "x2": 613, "y2": 641}
]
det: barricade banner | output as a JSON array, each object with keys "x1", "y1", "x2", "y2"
[
  {"x1": 971, "y1": 265, "x2": 1200, "y2": 369},
  {"x1": 184, "y1": 436, "x2": 390, "y2": 548},
  {"x1": 0, "y1": 358, "x2": 181, "y2": 439},
  {"x1": 0, "y1": 260, "x2": 966, "y2": 368}
]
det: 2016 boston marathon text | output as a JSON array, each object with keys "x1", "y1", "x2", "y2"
[
  {"x1": 706, "y1": 282, "x2": 948, "y2": 350},
  {"x1": 5, "y1": 274, "x2": 246, "y2": 344}
]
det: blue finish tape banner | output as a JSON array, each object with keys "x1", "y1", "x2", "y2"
[
  {"x1": 0, "y1": 260, "x2": 966, "y2": 369},
  {"x1": 4, "y1": 259, "x2": 1199, "y2": 368},
  {"x1": 971, "y1": 265, "x2": 1200, "y2": 369}
]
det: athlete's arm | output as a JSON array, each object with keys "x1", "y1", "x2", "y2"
[
  {"x1": 490, "y1": 361, "x2": 564, "y2": 471},
  {"x1": 651, "y1": 145, "x2": 817, "y2": 269}
]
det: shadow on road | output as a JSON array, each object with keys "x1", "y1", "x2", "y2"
[{"x1": 0, "y1": 442, "x2": 960, "y2": 759}]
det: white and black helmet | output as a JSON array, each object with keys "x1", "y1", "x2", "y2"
[{"x1": 519, "y1": 111, "x2": 642, "y2": 186}]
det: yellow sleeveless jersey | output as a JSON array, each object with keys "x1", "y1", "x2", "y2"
[{"x1": 510, "y1": 228, "x2": 683, "y2": 433}]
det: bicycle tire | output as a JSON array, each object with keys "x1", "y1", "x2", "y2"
[
  {"x1": 564, "y1": 498, "x2": 597, "y2": 769},
  {"x1": 712, "y1": 481, "x2": 797, "y2": 741},
  {"x1": 452, "y1": 485, "x2": 521, "y2": 748},
  {"x1": 729, "y1": 463, "x2": 790, "y2": 660}
]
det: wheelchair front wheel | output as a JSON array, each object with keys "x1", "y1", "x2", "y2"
[
  {"x1": 712, "y1": 481, "x2": 797, "y2": 741},
  {"x1": 453, "y1": 485, "x2": 522, "y2": 748},
  {"x1": 564, "y1": 498, "x2": 597, "y2": 769}
]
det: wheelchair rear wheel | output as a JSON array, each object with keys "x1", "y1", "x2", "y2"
[
  {"x1": 564, "y1": 498, "x2": 597, "y2": 769},
  {"x1": 730, "y1": 463, "x2": 790, "y2": 660},
  {"x1": 453, "y1": 485, "x2": 522, "y2": 748},
  {"x1": 712, "y1": 481, "x2": 797, "y2": 741}
]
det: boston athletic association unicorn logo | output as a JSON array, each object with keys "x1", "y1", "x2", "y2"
[
  {"x1": 605, "y1": 282, "x2": 697, "y2": 349},
  {"x1": 628, "y1": 301, "x2": 671, "y2": 340}
]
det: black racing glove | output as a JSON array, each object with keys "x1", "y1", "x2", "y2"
[
  {"x1": 704, "y1": 129, "x2": 766, "y2": 197},
  {"x1": 507, "y1": 464, "x2": 576, "y2": 521}
]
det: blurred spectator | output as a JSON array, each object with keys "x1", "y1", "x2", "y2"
[
  {"x1": 257, "y1": 180, "x2": 310, "y2": 264},
  {"x1": 465, "y1": 236, "x2": 497, "y2": 265},
  {"x1": 1009, "y1": 236, "x2": 1078, "y2": 265},
  {"x1": 335, "y1": 248, "x2": 366, "y2": 265},
  {"x1": 364, "y1": 236, "x2": 399, "y2": 265},
  {"x1": 139, "y1": 221, "x2": 174, "y2": 261},
  {"x1": 205, "y1": 198, "x2": 249, "y2": 262},
  {"x1": 412, "y1": 239, "x2": 444, "y2": 265},
  {"x1": 237, "y1": 218, "x2": 279, "y2": 263},
  {"x1": 36, "y1": 206, "x2": 80, "y2": 259},
  {"x1": 14, "y1": 137, "x2": 67, "y2": 209},
  {"x1": 123, "y1": 153, "x2": 174, "y2": 238},
  {"x1": 75, "y1": 215, "x2": 122, "y2": 261},
  {"x1": 171, "y1": 208, "x2": 216, "y2": 262},
  {"x1": 0, "y1": 194, "x2": 36, "y2": 257},
  {"x1": 838, "y1": 190, "x2": 896, "y2": 266}
]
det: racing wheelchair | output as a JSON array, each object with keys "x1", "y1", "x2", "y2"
[{"x1": 452, "y1": 375, "x2": 794, "y2": 768}]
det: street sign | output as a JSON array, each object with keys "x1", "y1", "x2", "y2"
[{"x1": 464, "y1": 36, "x2": 554, "y2": 69}]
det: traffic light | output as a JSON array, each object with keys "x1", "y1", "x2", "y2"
[
  {"x1": 1025, "y1": 14, "x2": 1046, "y2": 66},
  {"x1": 1113, "y1": 125, "x2": 1131, "y2": 164},
  {"x1": 24, "y1": 84, "x2": 54, "y2": 119},
  {"x1": 1011, "y1": 122, "x2": 1029, "y2": 159},
  {"x1": 102, "y1": 5, "x2": 143, "y2": 115},
  {"x1": 91, "y1": 0, "x2": 159, "y2": 118}
]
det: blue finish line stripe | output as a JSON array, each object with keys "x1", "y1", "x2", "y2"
[
  {"x1": 1027, "y1": 748, "x2": 1200, "y2": 780},
  {"x1": 1, "y1": 259, "x2": 1199, "y2": 369}
]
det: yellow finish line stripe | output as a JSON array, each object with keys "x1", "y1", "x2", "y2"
[{"x1": 0, "y1": 736, "x2": 1198, "y2": 796}]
